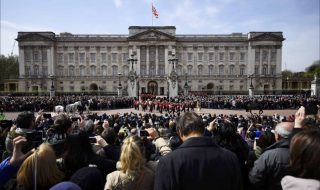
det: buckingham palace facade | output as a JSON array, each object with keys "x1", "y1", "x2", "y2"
[{"x1": 16, "y1": 26, "x2": 285, "y2": 96}]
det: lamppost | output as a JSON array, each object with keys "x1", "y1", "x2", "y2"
[
  {"x1": 137, "y1": 79, "x2": 140, "y2": 100},
  {"x1": 118, "y1": 73, "x2": 122, "y2": 97},
  {"x1": 167, "y1": 78, "x2": 170, "y2": 100},
  {"x1": 128, "y1": 54, "x2": 138, "y2": 71},
  {"x1": 168, "y1": 54, "x2": 178, "y2": 72},
  {"x1": 248, "y1": 74, "x2": 254, "y2": 97},
  {"x1": 49, "y1": 75, "x2": 55, "y2": 99},
  {"x1": 184, "y1": 72, "x2": 188, "y2": 96}
]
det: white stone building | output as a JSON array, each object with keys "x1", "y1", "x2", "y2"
[{"x1": 16, "y1": 26, "x2": 285, "y2": 97}]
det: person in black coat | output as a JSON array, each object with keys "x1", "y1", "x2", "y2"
[{"x1": 154, "y1": 112, "x2": 242, "y2": 190}]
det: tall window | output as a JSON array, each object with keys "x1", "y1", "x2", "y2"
[
  {"x1": 140, "y1": 65, "x2": 146, "y2": 76},
  {"x1": 262, "y1": 65, "x2": 268, "y2": 75},
  {"x1": 219, "y1": 66, "x2": 224, "y2": 75},
  {"x1": 68, "y1": 53, "x2": 74, "y2": 63},
  {"x1": 90, "y1": 53, "x2": 96, "y2": 63},
  {"x1": 80, "y1": 66, "x2": 85, "y2": 76},
  {"x1": 159, "y1": 65, "x2": 165, "y2": 76},
  {"x1": 187, "y1": 65, "x2": 193, "y2": 75},
  {"x1": 101, "y1": 66, "x2": 107, "y2": 76},
  {"x1": 198, "y1": 53, "x2": 203, "y2": 62},
  {"x1": 229, "y1": 52, "x2": 235, "y2": 61},
  {"x1": 101, "y1": 53, "x2": 107, "y2": 63},
  {"x1": 25, "y1": 51, "x2": 31, "y2": 62},
  {"x1": 33, "y1": 51, "x2": 39, "y2": 62},
  {"x1": 79, "y1": 53, "x2": 85, "y2": 64},
  {"x1": 58, "y1": 66, "x2": 64, "y2": 76},
  {"x1": 271, "y1": 65, "x2": 276, "y2": 75},
  {"x1": 240, "y1": 52, "x2": 245, "y2": 62},
  {"x1": 229, "y1": 65, "x2": 234, "y2": 75},
  {"x1": 262, "y1": 50, "x2": 268, "y2": 62},
  {"x1": 219, "y1": 52, "x2": 224, "y2": 61},
  {"x1": 112, "y1": 53, "x2": 117, "y2": 63},
  {"x1": 112, "y1": 65, "x2": 118, "y2": 76},
  {"x1": 123, "y1": 66, "x2": 129, "y2": 76},
  {"x1": 122, "y1": 53, "x2": 128, "y2": 63},
  {"x1": 209, "y1": 53, "x2": 214, "y2": 61},
  {"x1": 34, "y1": 65, "x2": 39, "y2": 75},
  {"x1": 188, "y1": 53, "x2": 193, "y2": 62},
  {"x1": 255, "y1": 51, "x2": 260, "y2": 62},
  {"x1": 240, "y1": 67, "x2": 245, "y2": 76},
  {"x1": 42, "y1": 51, "x2": 47, "y2": 62},
  {"x1": 69, "y1": 66, "x2": 75, "y2": 76},
  {"x1": 254, "y1": 66, "x2": 259, "y2": 75},
  {"x1": 57, "y1": 53, "x2": 63, "y2": 63},
  {"x1": 149, "y1": 65, "x2": 156, "y2": 75},
  {"x1": 90, "y1": 66, "x2": 96, "y2": 76},
  {"x1": 198, "y1": 65, "x2": 203, "y2": 75},
  {"x1": 25, "y1": 67, "x2": 31, "y2": 76},
  {"x1": 209, "y1": 65, "x2": 213, "y2": 75},
  {"x1": 271, "y1": 51, "x2": 276, "y2": 62}
]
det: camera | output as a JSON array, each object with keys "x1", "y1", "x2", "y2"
[
  {"x1": 139, "y1": 130, "x2": 149, "y2": 137},
  {"x1": 22, "y1": 131, "x2": 44, "y2": 153},
  {"x1": 0, "y1": 120, "x2": 13, "y2": 129},
  {"x1": 304, "y1": 101, "x2": 318, "y2": 115},
  {"x1": 71, "y1": 117, "x2": 80, "y2": 122},
  {"x1": 89, "y1": 137, "x2": 97, "y2": 144},
  {"x1": 43, "y1": 113, "x2": 52, "y2": 119}
]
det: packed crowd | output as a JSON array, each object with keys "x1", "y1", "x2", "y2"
[
  {"x1": 0, "y1": 104, "x2": 319, "y2": 190},
  {"x1": 1, "y1": 94, "x2": 319, "y2": 113},
  {"x1": 0, "y1": 96, "x2": 134, "y2": 112}
]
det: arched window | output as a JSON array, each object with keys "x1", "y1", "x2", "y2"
[
  {"x1": 69, "y1": 66, "x2": 75, "y2": 76},
  {"x1": 101, "y1": 66, "x2": 107, "y2": 76},
  {"x1": 80, "y1": 66, "x2": 85, "y2": 76},
  {"x1": 90, "y1": 65, "x2": 96, "y2": 76},
  {"x1": 187, "y1": 65, "x2": 193, "y2": 75},
  {"x1": 34, "y1": 65, "x2": 39, "y2": 76},
  {"x1": 58, "y1": 66, "x2": 64, "y2": 76},
  {"x1": 229, "y1": 65, "x2": 235, "y2": 75},
  {"x1": 219, "y1": 65, "x2": 224, "y2": 75},
  {"x1": 198, "y1": 65, "x2": 203, "y2": 75},
  {"x1": 209, "y1": 65, "x2": 213, "y2": 76},
  {"x1": 112, "y1": 65, "x2": 118, "y2": 76}
]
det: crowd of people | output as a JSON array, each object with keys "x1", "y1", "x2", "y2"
[
  {"x1": 1, "y1": 94, "x2": 319, "y2": 113},
  {"x1": 0, "y1": 95, "x2": 319, "y2": 189}
]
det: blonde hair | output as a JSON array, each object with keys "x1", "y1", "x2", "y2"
[
  {"x1": 17, "y1": 143, "x2": 64, "y2": 190},
  {"x1": 119, "y1": 136, "x2": 145, "y2": 179}
]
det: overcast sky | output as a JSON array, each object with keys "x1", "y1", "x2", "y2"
[{"x1": 1, "y1": 0, "x2": 319, "y2": 72}]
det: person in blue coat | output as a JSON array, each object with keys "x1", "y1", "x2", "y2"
[{"x1": 0, "y1": 136, "x2": 33, "y2": 188}]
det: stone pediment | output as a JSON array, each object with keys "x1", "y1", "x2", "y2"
[
  {"x1": 128, "y1": 29, "x2": 176, "y2": 41},
  {"x1": 16, "y1": 32, "x2": 55, "y2": 41},
  {"x1": 249, "y1": 33, "x2": 285, "y2": 41}
]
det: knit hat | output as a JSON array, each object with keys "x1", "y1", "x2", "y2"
[
  {"x1": 50, "y1": 182, "x2": 81, "y2": 190},
  {"x1": 70, "y1": 167, "x2": 104, "y2": 190}
]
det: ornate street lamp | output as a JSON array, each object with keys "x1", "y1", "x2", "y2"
[
  {"x1": 184, "y1": 72, "x2": 188, "y2": 96},
  {"x1": 128, "y1": 54, "x2": 138, "y2": 71},
  {"x1": 118, "y1": 73, "x2": 122, "y2": 97},
  {"x1": 49, "y1": 75, "x2": 55, "y2": 98},
  {"x1": 248, "y1": 74, "x2": 254, "y2": 97}
]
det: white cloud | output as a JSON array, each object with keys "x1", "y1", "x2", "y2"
[{"x1": 113, "y1": 0, "x2": 123, "y2": 8}]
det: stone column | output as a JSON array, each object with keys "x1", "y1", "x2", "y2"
[
  {"x1": 164, "y1": 46, "x2": 169, "y2": 75},
  {"x1": 146, "y1": 46, "x2": 149, "y2": 76},
  {"x1": 136, "y1": 46, "x2": 140, "y2": 74},
  {"x1": 155, "y1": 46, "x2": 158, "y2": 75}
]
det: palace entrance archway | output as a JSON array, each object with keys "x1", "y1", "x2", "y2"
[{"x1": 147, "y1": 81, "x2": 158, "y2": 95}]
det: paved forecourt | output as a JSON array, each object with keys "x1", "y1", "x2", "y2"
[{"x1": 2, "y1": 108, "x2": 297, "y2": 121}]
